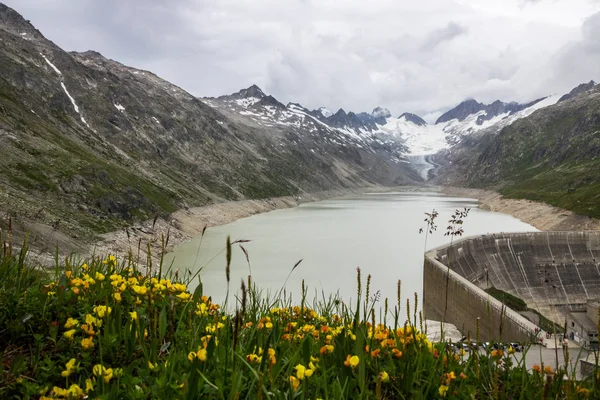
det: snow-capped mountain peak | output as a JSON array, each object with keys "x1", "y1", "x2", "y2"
[
  {"x1": 214, "y1": 84, "x2": 266, "y2": 108},
  {"x1": 204, "y1": 80, "x2": 593, "y2": 163},
  {"x1": 317, "y1": 107, "x2": 333, "y2": 118},
  {"x1": 398, "y1": 113, "x2": 427, "y2": 126}
]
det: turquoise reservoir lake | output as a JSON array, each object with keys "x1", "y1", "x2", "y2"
[{"x1": 163, "y1": 192, "x2": 537, "y2": 307}]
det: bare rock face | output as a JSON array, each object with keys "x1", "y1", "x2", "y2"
[
  {"x1": 558, "y1": 80, "x2": 597, "y2": 103},
  {"x1": 398, "y1": 113, "x2": 427, "y2": 126}
]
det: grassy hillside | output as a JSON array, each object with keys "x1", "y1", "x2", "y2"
[{"x1": 461, "y1": 86, "x2": 600, "y2": 218}]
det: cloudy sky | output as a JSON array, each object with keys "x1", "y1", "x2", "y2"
[{"x1": 6, "y1": 0, "x2": 600, "y2": 120}]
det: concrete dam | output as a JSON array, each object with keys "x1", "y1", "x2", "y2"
[{"x1": 423, "y1": 232, "x2": 600, "y2": 344}]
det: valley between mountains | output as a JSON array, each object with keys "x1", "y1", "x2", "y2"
[{"x1": 0, "y1": 3, "x2": 599, "y2": 262}]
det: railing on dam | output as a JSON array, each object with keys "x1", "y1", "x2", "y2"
[{"x1": 423, "y1": 231, "x2": 600, "y2": 342}]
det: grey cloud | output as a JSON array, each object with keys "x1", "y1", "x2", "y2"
[
  {"x1": 2, "y1": 0, "x2": 599, "y2": 118},
  {"x1": 421, "y1": 22, "x2": 468, "y2": 51},
  {"x1": 541, "y1": 11, "x2": 600, "y2": 96}
]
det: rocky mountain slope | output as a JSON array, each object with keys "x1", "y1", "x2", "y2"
[
  {"x1": 439, "y1": 83, "x2": 600, "y2": 218},
  {"x1": 0, "y1": 4, "x2": 417, "y2": 253}
]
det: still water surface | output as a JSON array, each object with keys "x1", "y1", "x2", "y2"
[{"x1": 164, "y1": 192, "x2": 537, "y2": 307}]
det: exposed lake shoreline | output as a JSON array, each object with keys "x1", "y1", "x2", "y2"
[
  {"x1": 441, "y1": 187, "x2": 600, "y2": 231},
  {"x1": 86, "y1": 185, "x2": 599, "y2": 267}
]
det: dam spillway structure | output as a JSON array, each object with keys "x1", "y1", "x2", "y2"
[{"x1": 423, "y1": 232, "x2": 600, "y2": 346}]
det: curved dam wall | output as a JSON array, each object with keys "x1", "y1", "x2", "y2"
[{"x1": 423, "y1": 232, "x2": 600, "y2": 342}]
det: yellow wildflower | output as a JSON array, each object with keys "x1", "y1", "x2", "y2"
[
  {"x1": 246, "y1": 353, "x2": 262, "y2": 363},
  {"x1": 113, "y1": 292, "x2": 122, "y2": 302},
  {"x1": 95, "y1": 272, "x2": 105, "y2": 281},
  {"x1": 92, "y1": 364, "x2": 105, "y2": 377},
  {"x1": 53, "y1": 387, "x2": 69, "y2": 397},
  {"x1": 197, "y1": 348, "x2": 207, "y2": 362},
  {"x1": 172, "y1": 283, "x2": 187, "y2": 292},
  {"x1": 80, "y1": 324, "x2": 95, "y2": 336},
  {"x1": 576, "y1": 386, "x2": 590, "y2": 395},
  {"x1": 268, "y1": 348, "x2": 277, "y2": 365},
  {"x1": 102, "y1": 368, "x2": 114, "y2": 383},
  {"x1": 130, "y1": 311, "x2": 138, "y2": 321},
  {"x1": 289, "y1": 376, "x2": 300, "y2": 392},
  {"x1": 295, "y1": 364, "x2": 314, "y2": 379},
  {"x1": 85, "y1": 314, "x2": 101, "y2": 327},
  {"x1": 187, "y1": 351, "x2": 197, "y2": 362},
  {"x1": 132, "y1": 285, "x2": 148, "y2": 295},
  {"x1": 344, "y1": 355, "x2": 359, "y2": 368},
  {"x1": 439, "y1": 384, "x2": 449, "y2": 397},
  {"x1": 444, "y1": 371, "x2": 456, "y2": 385},
  {"x1": 85, "y1": 379, "x2": 94, "y2": 392},
  {"x1": 68, "y1": 383, "x2": 85, "y2": 399},
  {"x1": 64, "y1": 318, "x2": 79, "y2": 329},
  {"x1": 93, "y1": 364, "x2": 113, "y2": 382},
  {"x1": 63, "y1": 329, "x2": 77, "y2": 340},
  {"x1": 265, "y1": 322, "x2": 273, "y2": 329},
  {"x1": 81, "y1": 337, "x2": 94, "y2": 350},
  {"x1": 176, "y1": 292, "x2": 191, "y2": 301},
  {"x1": 196, "y1": 303, "x2": 208, "y2": 317},
  {"x1": 93, "y1": 305, "x2": 112, "y2": 318},
  {"x1": 61, "y1": 358, "x2": 77, "y2": 377},
  {"x1": 380, "y1": 371, "x2": 390, "y2": 382}
]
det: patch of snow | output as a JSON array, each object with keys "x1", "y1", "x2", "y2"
[
  {"x1": 114, "y1": 103, "x2": 125, "y2": 112},
  {"x1": 216, "y1": 120, "x2": 224, "y2": 125},
  {"x1": 41, "y1": 54, "x2": 61, "y2": 75},
  {"x1": 378, "y1": 116, "x2": 448, "y2": 155},
  {"x1": 235, "y1": 97, "x2": 261, "y2": 108},
  {"x1": 20, "y1": 32, "x2": 27, "y2": 35},
  {"x1": 60, "y1": 82, "x2": 79, "y2": 113},
  {"x1": 152, "y1": 117, "x2": 160, "y2": 124},
  {"x1": 60, "y1": 82, "x2": 89, "y2": 128},
  {"x1": 318, "y1": 107, "x2": 333, "y2": 118}
]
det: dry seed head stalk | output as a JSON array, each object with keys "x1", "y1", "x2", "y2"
[
  {"x1": 397, "y1": 280, "x2": 402, "y2": 309},
  {"x1": 241, "y1": 279, "x2": 247, "y2": 318},
  {"x1": 366, "y1": 274, "x2": 372, "y2": 304},
  {"x1": 371, "y1": 308, "x2": 376, "y2": 330},
  {"x1": 225, "y1": 235, "x2": 232, "y2": 284},
  {"x1": 356, "y1": 267, "x2": 362, "y2": 298},
  {"x1": 384, "y1": 298, "x2": 389, "y2": 317},
  {"x1": 414, "y1": 292, "x2": 418, "y2": 319}
]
